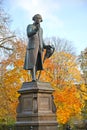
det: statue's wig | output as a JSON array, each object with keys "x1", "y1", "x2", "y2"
[{"x1": 32, "y1": 14, "x2": 43, "y2": 22}]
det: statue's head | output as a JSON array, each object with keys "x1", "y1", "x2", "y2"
[{"x1": 32, "y1": 14, "x2": 43, "y2": 22}]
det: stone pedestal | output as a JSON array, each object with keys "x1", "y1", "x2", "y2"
[{"x1": 15, "y1": 81, "x2": 58, "y2": 130}]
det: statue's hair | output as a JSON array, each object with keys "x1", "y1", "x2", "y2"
[{"x1": 32, "y1": 14, "x2": 43, "y2": 22}]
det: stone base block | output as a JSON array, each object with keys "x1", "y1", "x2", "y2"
[{"x1": 15, "y1": 81, "x2": 58, "y2": 130}]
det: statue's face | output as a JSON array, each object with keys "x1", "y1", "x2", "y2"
[{"x1": 34, "y1": 17, "x2": 42, "y2": 24}]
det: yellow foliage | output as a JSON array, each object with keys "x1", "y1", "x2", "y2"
[
  {"x1": 40, "y1": 51, "x2": 85, "y2": 124},
  {"x1": 0, "y1": 40, "x2": 30, "y2": 123},
  {"x1": 53, "y1": 86, "x2": 84, "y2": 124},
  {"x1": 0, "y1": 41, "x2": 86, "y2": 125}
]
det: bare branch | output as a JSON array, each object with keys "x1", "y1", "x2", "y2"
[
  {"x1": 0, "y1": 35, "x2": 16, "y2": 45},
  {"x1": 45, "y1": 37, "x2": 75, "y2": 55},
  {"x1": 0, "y1": 45, "x2": 13, "y2": 50}
]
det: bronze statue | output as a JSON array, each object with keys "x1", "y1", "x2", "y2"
[{"x1": 24, "y1": 14, "x2": 55, "y2": 81}]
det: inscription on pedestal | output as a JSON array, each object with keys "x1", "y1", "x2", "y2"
[
  {"x1": 22, "y1": 95, "x2": 32, "y2": 112},
  {"x1": 39, "y1": 97, "x2": 50, "y2": 111}
]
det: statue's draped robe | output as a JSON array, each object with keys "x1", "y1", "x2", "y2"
[{"x1": 24, "y1": 24, "x2": 44, "y2": 71}]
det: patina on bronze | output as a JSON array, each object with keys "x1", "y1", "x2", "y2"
[{"x1": 24, "y1": 14, "x2": 54, "y2": 81}]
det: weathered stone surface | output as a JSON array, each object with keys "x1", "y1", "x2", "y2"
[{"x1": 15, "y1": 81, "x2": 58, "y2": 130}]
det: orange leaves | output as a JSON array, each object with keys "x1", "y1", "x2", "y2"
[
  {"x1": 0, "y1": 38, "x2": 86, "y2": 125},
  {"x1": 40, "y1": 51, "x2": 83, "y2": 88},
  {"x1": 54, "y1": 90, "x2": 66, "y2": 103},
  {"x1": 56, "y1": 107, "x2": 71, "y2": 124},
  {"x1": 54, "y1": 86, "x2": 77, "y2": 105},
  {"x1": 0, "y1": 40, "x2": 30, "y2": 123},
  {"x1": 39, "y1": 51, "x2": 85, "y2": 124},
  {"x1": 14, "y1": 59, "x2": 24, "y2": 67},
  {"x1": 53, "y1": 86, "x2": 84, "y2": 124}
]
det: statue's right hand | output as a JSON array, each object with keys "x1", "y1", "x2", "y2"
[{"x1": 36, "y1": 24, "x2": 40, "y2": 30}]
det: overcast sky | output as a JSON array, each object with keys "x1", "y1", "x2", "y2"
[{"x1": 3, "y1": 0, "x2": 87, "y2": 55}]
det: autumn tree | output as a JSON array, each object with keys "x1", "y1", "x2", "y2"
[
  {"x1": 0, "y1": 1, "x2": 16, "y2": 123},
  {"x1": 79, "y1": 48, "x2": 87, "y2": 84},
  {"x1": 0, "y1": 1, "x2": 15, "y2": 62},
  {"x1": 78, "y1": 48, "x2": 87, "y2": 120},
  {"x1": 0, "y1": 3, "x2": 19, "y2": 123},
  {"x1": 37, "y1": 37, "x2": 85, "y2": 124},
  {"x1": 39, "y1": 50, "x2": 85, "y2": 124},
  {"x1": 0, "y1": 39, "x2": 30, "y2": 123},
  {"x1": 0, "y1": 25, "x2": 85, "y2": 126}
]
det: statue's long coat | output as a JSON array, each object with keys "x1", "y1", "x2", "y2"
[{"x1": 24, "y1": 24, "x2": 44, "y2": 71}]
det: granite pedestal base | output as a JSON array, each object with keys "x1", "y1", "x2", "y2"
[{"x1": 15, "y1": 81, "x2": 58, "y2": 130}]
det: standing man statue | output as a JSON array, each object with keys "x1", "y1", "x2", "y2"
[
  {"x1": 24, "y1": 14, "x2": 55, "y2": 81},
  {"x1": 24, "y1": 14, "x2": 46, "y2": 81}
]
